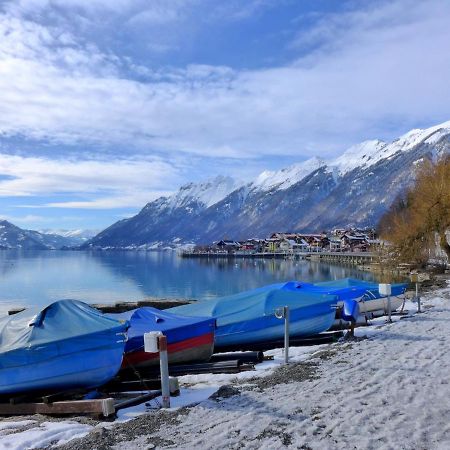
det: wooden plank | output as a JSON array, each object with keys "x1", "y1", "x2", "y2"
[{"x1": 0, "y1": 398, "x2": 115, "y2": 417}]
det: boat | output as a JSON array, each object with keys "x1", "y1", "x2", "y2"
[
  {"x1": 108, "y1": 307, "x2": 215, "y2": 369},
  {"x1": 0, "y1": 300, "x2": 128, "y2": 396},
  {"x1": 169, "y1": 282, "x2": 340, "y2": 348},
  {"x1": 314, "y1": 278, "x2": 408, "y2": 314}
]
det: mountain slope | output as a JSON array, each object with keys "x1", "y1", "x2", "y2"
[
  {"x1": 0, "y1": 220, "x2": 92, "y2": 249},
  {"x1": 85, "y1": 120, "x2": 450, "y2": 248}
]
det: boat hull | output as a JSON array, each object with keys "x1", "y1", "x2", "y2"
[
  {"x1": 215, "y1": 308, "x2": 336, "y2": 347},
  {"x1": 170, "y1": 282, "x2": 338, "y2": 348},
  {"x1": 0, "y1": 340, "x2": 125, "y2": 395},
  {"x1": 122, "y1": 332, "x2": 215, "y2": 369},
  {"x1": 0, "y1": 300, "x2": 128, "y2": 396},
  {"x1": 108, "y1": 308, "x2": 216, "y2": 370},
  {"x1": 358, "y1": 296, "x2": 404, "y2": 313}
]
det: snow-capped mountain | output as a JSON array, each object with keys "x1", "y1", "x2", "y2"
[
  {"x1": 167, "y1": 176, "x2": 243, "y2": 209},
  {"x1": 0, "y1": 220, "x2": 49, "y2": 250},
  {"x1": 84, "y1": 120, "x2": 450, "y2": 249},
  {"x1": 39, "y1": 229, "x2": 99, "y2": 244},
  {"x1": 0, "y1": 220, "x2": 84, "y2": 249},
  {"x1": 251, "y1": 157, "x2": 325, "y2": 191}
]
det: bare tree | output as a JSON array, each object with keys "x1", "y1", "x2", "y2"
[{"x1": 378, "y1": 156, "x2": 450, "y2": 266}]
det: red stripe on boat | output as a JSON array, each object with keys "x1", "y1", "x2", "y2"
[{"x1": 122, "y1": 332, "x2": 214, "y2": 367}]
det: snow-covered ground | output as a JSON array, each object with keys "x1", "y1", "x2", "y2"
[{"x1": 1, "y1": 282, "x2": 449, "y2": 450}]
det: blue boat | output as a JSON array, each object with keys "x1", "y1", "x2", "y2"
[
  {"x1": 0, "y1": 300, "x2": 128, "y2": 396},
  {"x1": 314, "y1": 278, "x2": 408, "y2": 314},
  {"x1": 108, "y1": 308, "x2": 215, "y2": 369},
  {"x1": 169, "y1": 282, "x2": 340, "y2": 347},
  {"x1": 315, "y1": 278, "x2": 407, "y2": 296}
]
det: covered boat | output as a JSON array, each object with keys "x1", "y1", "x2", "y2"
[
  {"x1": 169, "y1": 282, "x2": 339, "y2": 348},
  {"x1": 0, "y1": 300, "x2": 128, "y2": 396},
  {"x1": 314, "y1": 278, "x2": 408, "y2": 314},
  {"x1": 108, "y1": 307, "x2": 215, "y2": 369}
]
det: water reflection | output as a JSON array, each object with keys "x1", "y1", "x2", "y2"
[{"x1": 0, "y1": 250, "x2": 377, "y2": 313}]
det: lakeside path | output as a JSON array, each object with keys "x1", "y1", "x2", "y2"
[{"x1": 1, "y1": 281, "x2": 449, "y2": 450}]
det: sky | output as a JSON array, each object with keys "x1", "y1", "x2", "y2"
[{"x1": 0, "y1": 0, "x2": 449, "y2": 231}]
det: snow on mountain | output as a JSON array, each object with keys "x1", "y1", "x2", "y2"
[
  {"x1": 251, "y1": 157, "x2": 326, "y2": 191},
  {"x1": 166, "y1": 175, "x2": 243, "y2": 209},
  {"x1": 392, "y1": 120, "x2": 450, "y2": 151},
  {"x1": 330, "y1": 140, "x2": 387, "y2": 175},
  {"x1": 329, "y1": 120, "x2": 450, "y2": 176},
  {"x1": 83, "y1": 119, "x2": 450, "y2": 249},
  {"x1": 40, "y1": 229, "x2": 99, "y2": 240},
  {"x1": 0, "y1": 220, "x2": 49, "y2": 249}
]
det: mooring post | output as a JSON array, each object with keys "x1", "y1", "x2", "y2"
[
  {"x1": 284, "y1": 306, "x2": 290, "y2": 364},
  {"x1": 387, "y1": 294, "x2": 392, "y2": 322},
  {"x1": 158, "y1": 335, "x2": 171, "y2": 408},
  {"x1": 416, "y1": 282, "x2": 421, "y2": 313},
  {"x1": 275, "y1": 306, "x2": 290, "y2": 364}
]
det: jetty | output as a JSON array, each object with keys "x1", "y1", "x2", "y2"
[{"x1": 180, "y1": 250, "x2": 376, "y2": 265}]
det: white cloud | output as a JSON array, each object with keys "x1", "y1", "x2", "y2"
[
  {"x1": 0, "y1": 152, "x2": 177, "y2": 208},
  {"x1": 0, "y1": 0, "x2": 449, "y2": 162},
  {"x1": 0, "y1": 214, "x2": 50, "y2": 225}
]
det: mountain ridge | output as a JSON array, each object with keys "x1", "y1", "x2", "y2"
[
  {"x1": 83, "y1": 120, "x2": 450, "y2": 249},
  {"x1": 0, "y1": 221, "x2": 97, "y2": 249}
]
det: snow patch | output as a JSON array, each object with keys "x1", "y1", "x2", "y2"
[
  {"x1": 0, "y1": 421, "x2": 92, "y2": 449},
  {"x1": 251, "y1": 157, "x2": 325, "y2": 192},
  {"x1": 168, "y1": 175, "x2": 243, "y2": 209}
]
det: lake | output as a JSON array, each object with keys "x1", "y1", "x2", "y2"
[{"x1": 0, "y1": 250, "x2": 377, "y2": 315}]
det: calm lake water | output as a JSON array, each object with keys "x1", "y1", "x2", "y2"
[{"x1": 0, "y1": 250, "x2": 378, "y2": 315}]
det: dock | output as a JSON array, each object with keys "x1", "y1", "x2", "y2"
[{"x1": 181, "y1": 250, "x2": 376, "y2": 265}]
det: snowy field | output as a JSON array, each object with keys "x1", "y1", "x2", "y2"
[{"x1": 1, "y1": 281, "x2": 449, "y2": 450}]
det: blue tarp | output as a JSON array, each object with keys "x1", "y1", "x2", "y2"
[
  {"x1": 170, "y1": 282, "x2": 338, "y2": 327},
  {"x1": 0, "y1": 300, "x2": 127, "y2": 370},
  {"x1": 314, "y1": 278, "x2": 407, "y2": 298},
  {"x1": 169, "y1": 282, "x2": 340, "y2": 346},
  {"x1": 280, "y1": 281, "x2": 368, "y2": 301},
  {"x1": 108, "y1": 307, "x2": 215, "y2": 353}
]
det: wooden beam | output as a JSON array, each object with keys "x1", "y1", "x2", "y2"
[{"x1": 0, "y1": 398, "x2": 115, "y2": 417}]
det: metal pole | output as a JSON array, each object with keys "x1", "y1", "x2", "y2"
[
  {"x1": 387, "y1": 295, "x2": 392, "y2": 323},
  {"x1": 284, "y1": 306, "x2": 290, "y2": 364},
  {"x1": 416, "y1": 282, "x2": 421, "y2": 313},
  {"x1": 158, "y1": 335, "x2": 170, "y2": 408}
]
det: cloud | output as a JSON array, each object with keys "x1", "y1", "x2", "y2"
[
  {"x1": 0, "y1": 152, "x2": 177, "y2": 208},
  {"x1": 0, "y1": 214, "x2": 50, "y2": 225},
  {"x1": 0, "y1": 0, "x2": 449, "y2": 162}
]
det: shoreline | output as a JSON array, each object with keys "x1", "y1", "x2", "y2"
[{"x1": 0, "y1": 276, "x2": 449, "y2": 449}]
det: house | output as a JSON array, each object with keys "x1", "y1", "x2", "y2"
[
  {"x1": 214, "y1": 240, "x2": 241, "y2": 253},
  {"x1": 340, "y1": 234, "x2": 369, "y2": 251}
]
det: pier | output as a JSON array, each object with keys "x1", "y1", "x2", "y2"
[{"x1": 180, "y1": 250, "x2": 376, "y2": 265}]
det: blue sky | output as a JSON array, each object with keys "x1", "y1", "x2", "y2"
[{"x1": 0, "y1": 0, "x2": 449, "y2": 230}]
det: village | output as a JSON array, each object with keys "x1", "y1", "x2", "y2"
[{"x1": 183, "y1": 228, "x2": 380, "y2": 258}]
